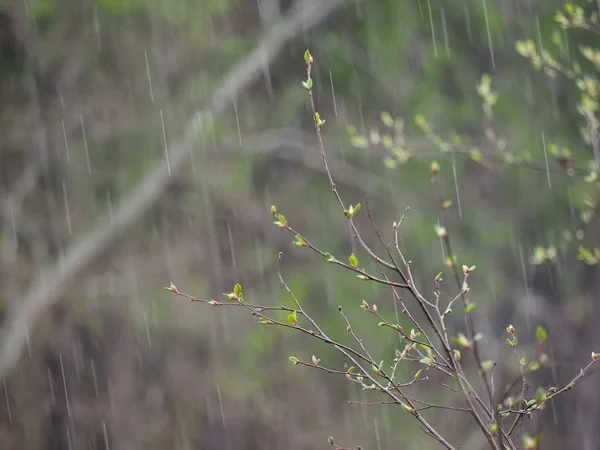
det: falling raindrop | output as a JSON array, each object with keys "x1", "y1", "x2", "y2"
[
  {"x1": 234, "y1": 102, "x2": 243, "y2": 147},
  {"x1": 144, "y1": 311, "x2": 152, "y2": 348},
  {"x1": 217, "y1": 384, "x2": 226, "y2": 427},
  {"x1": 536, "y1": 15, "x2": 545, "y2": 61},
  {"x1": 48, "y1": 368, "x2": 56, "y2": 405},
  {"x1": 518, "y1": 243, "x2": 531, "y2": 329},
  {"x1": 489, "y1": 276, "x2": 496, "y2": 303},
  {"x1": 542, "y1": 130, "x2": 551, "y2": 189},
  {"x1": 259, "y1": 45, "x2": 273, "y2": 98},
  {"x1": 438, "y1": 219, "x2": 445, "y2": 264},
  {"x1": 106, "y1": 191, "x2": 113, "y2": 225},
  {"x1": 59, "y1": 353, "x2": 71, "y2": 418},
  {"x1": 92, "y1": 6, "x2": 101, "y2": 50},
  {"x1": 426, "y1": 0, "x2": 437, "y2": 58},
  {"x1": 62, "y1": 180, "x2": 72, "y2": 236},
  {"x1": 463, "y1": 3, "x2": 473, "y2": 44},
  {"x1": 66, "y1": 425, "x2": 72, "y2": 450},
  {"x1": 374, "y1": 416, "x2": 381, "y2": 450},
  {"x1": 482, "y1": 0, "x2": 496, "y2": 70},
  {"x1": 3, "y1": 378, "x2": 11, "y2": 423},
  {"x1": 451, "y1": 150, "x2": 462, "y2": 218},
  {"x1": 80, "y1": 114, "x2": 92, "y2": 174},
  {"x1": 329, "y1": 70, "x2": 338, "y2": 116},
  {"x1": 62, "y1": 120, "x2": 70, "y2": 162},
  {"x1": 102, "y1": 421, "x2": 110, "y2": 450},
  {"x1": 24, "y1": 320, "x2": 32, "y2": 358},
  {"x1": 91, "y1": 358, "x2": 99, "y2": 396},
  {"x1": 144, "y1": 50, "x2": 155, "y2": 102},
  {"x1": 160, "y1": 109, "x2": 171, "y2": 175},
  {"x1": 441, "y1": 7, "x2": 450, "y2": 58}
]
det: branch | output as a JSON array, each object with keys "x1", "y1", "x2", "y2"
[{"x1": 0, "y1": 0, "x2": 357, "y2": 379}]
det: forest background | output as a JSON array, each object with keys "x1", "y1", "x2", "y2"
[{"x1": 0, "y1": 0, "x2": 599, "y2": 449}]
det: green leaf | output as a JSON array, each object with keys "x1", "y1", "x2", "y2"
[
  {"x1": 442, "y1": 199, "x2": 453, "y2": 209},
  {"x1": 400, "y1": 403, "x2": 413, "y2": 413},
  {"x1": 287, "y1": 311, "x2": 297, "y2": 325},
  {"x1": 293, "y1": 235, "x2": 307, "y2": 247},
  {"x1": 480, "y1": 360, "x2": 494, "y2": 374},
  {"x1": 345, "y1": 204, "x2": 362, "y2": 218},
  {"x1": 414, "y1": 369, "x2": 423, "y2": 380},
  {"x1": 348, "y1": 253, "x2": 358, "y2": 267},
  {"x1": 536, "y1": 325, "x2": 548, "y2": 344},
  {"x1": 234, "y1": 284, "x2": 242, "y2": 296},
  {"x1": 380, "y1": 111, "x2": 394, "y2": 127},
  {"x1": 453, "y1": 332, "x2": 472, "y2": 349},
  {"x1": 519, "y1": 357, "x2": 527, "y2": 366},
  {"x1": 434, "y1": 224, "x2": 447, "y2": 238},
  {"x1": 304, "y1": 49, "x2": 312, "y2": 64},
  {"x1": 465, "y1": 300, "x2": 477, "y2": 314}
]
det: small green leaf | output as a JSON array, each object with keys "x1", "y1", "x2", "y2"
[
  {"x1": 434, "y1": 224, "x2": 447, "y2": 238},
  {"x1": 234, "y1": 284, "x2": 242, "y2": 296},
  {"x1": 293, "y1": 235, "x2": 307, "y2": 247},
  {"x1": 380, "y1": 111, "x2": 394, "y2": 127},
  {"x1": 536, "y1": 325, "x2": 548, "y2": 344},
  {"x1": 414, "y1": 369, "x2": 423, "y2": 380},
  {"x1": 400, "y1": 402, "x2": 413, "y2": 413},
  {"x1": 480, "y1": 360, "x2": 494, "y2": 374},
  {"x1": 442, "y1": 199, "x2": 453, "y2": 209},
  {"x1": 519, "y1": 357, "x2": 527, "y2": 366},
  {"x1": 324, "y1": 252, "x2": 336, "y2": 262},
  {"x1": 453, "y1": 332, "x2": 471, "y2": 349},
  {"x1": 287, "y1": 311, "x2": 297, "y2": 325},
  {"x1": 304, "y1": 49, "x2": 312, "y2": 64},
  {"x1": 348, "y1": 253, "x2": 359, "y2": 267},
  {"x1": 465, "y1": 300, "x2": 477, "y2": 314},
  {"x1": 345, "y1": 204, "x2": 362, "y2": 217}
]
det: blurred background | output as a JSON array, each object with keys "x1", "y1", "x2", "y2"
[{"x1": 0, "y1": 0, "x2": 599, "y2": 449}]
